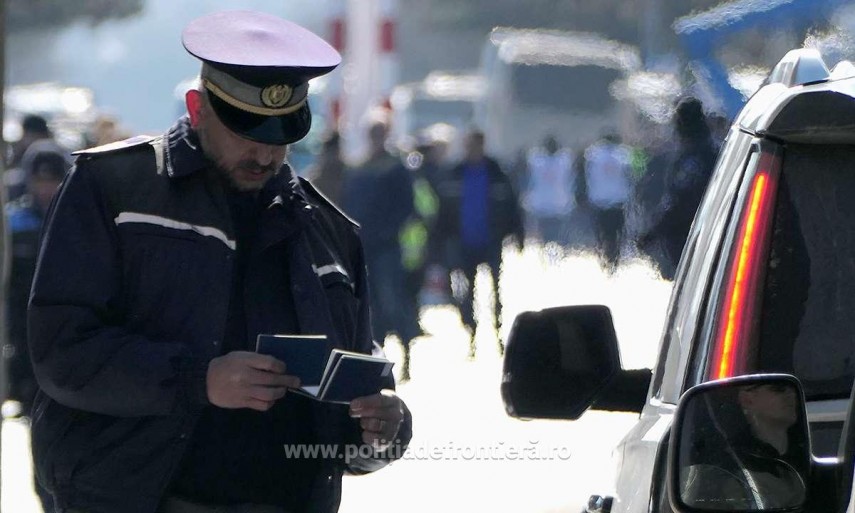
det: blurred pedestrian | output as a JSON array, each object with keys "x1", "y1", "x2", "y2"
[
  {"x1": 28, "y1": 11, "x2": 411, "y2": 512},
  {"x1": 6, "y1": 141, "x2": 71, "y2": 416},
  {"x1": 638, "y1": 96, "x2": 718, "y2": 279},
  {"x1": 5, "y1": 114, "x2": 58, "y2": 201},
  {"x1": 409, "y1": 131, "x2": 454, "y2": 307},
  {"x1": 433, "y1": 129, "x2": 524, "y2": 356},
  {"x1": 7, "y1": 114, "x2": 52, "y2": 168},
  {"x1": 400, "y1": 138, "x2": 443, "y2": 308},
  {"x1": 414, "y1": 128, "x2": 450, "y2": 191},
  {"x1": 342, "y1": 120, "x2": 421, "y2": 381},
  {"x1": 5, "y1": 139, "x2": 71, "y2": 512},
  {"x1": 583, "y1": 131, "x2": 634, "y2": 272},
  {"x1": 522, "y1": 135, "x2": 576, "y2": 246},
  {"x1": 304, "y1": 130, "x2": 346, "y2": 204}
]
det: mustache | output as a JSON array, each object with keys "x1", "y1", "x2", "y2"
[{"x1": 235, "y1": 160, "x2": 277, "y2": 174}]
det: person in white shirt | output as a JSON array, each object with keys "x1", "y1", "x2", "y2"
[
  {"x1": 522, "y1": 135, "x2": 575, "y2": 246},
  {"x1": 583, "y1": 132, "x2": 634, "y2": 271}
]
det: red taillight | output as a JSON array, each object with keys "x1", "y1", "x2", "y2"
[{"x1": 711, "y1": 151, "x2": 781, "y2": 380}]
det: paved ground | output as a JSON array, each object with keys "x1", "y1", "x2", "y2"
[{"x1": 1, "y1": 244, "x2": 673, "y2": 513}]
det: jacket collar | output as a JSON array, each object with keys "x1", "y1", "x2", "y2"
[
  {"x1": 162, "y1": 117, "x2": 209, "y2": 179},
  {"x1": 162, "y1": 116, "x2": 311, "y2": 208}
]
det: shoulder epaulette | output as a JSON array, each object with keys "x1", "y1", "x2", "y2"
[
  {"x1": 298, "y1": 177, "x2": 359, "y2": 228},
  {"x1": 72, "y1": 135, "x2": 162, "y2": 159}
]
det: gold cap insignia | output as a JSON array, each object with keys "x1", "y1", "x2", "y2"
[{"x1": 260, "y1": 84, "x2": 293, "y2": 108}]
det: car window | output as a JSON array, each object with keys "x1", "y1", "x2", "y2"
[
  {"x1": 755, "y1": 144, "x2": 855, "y2": 401},
  {"x1": 652, "y1": 128, "x2": 753, "y2": 403},
  {"x1": 510, "y1": 64, "x2": 621, "y2": 111}
]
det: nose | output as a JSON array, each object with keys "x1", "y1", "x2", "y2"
[{"x1": 252, "y1": 143, "x2": 276, "y2": 167}]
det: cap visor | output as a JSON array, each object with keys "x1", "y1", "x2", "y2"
[{"x1": 207, "y1": 93, "x2": 311, "y2": 145}]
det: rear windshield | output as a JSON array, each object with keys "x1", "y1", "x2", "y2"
[
  {"x1": 757, "y1": 144, "x2": 855, "y2": 400},
  {"x1": 510, "y1": 64, "x2": 620, "y2": 112}
]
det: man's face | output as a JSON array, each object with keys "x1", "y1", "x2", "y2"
[
  {"x1": 195, "y1": 95, "x2": 288, "y2": 191},
  {"x1": 739, "y1": 384, "x2": 798, "y2": 428}
]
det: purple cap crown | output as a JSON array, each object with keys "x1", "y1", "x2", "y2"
[
  {"x1": 181, "y1": 10, "x2": 341, "y2": 145},
  {"x1": 182, "y1": 10, "x2": 341, "y2": 70}
]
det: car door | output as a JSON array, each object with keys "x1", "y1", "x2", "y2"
[{"x1": 608, "y1": 128, "x2": 755, "y2": 513}]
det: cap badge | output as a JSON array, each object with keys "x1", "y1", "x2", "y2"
[{"x1": 261, "y1": 84, "x2": 293, "y2": 108}]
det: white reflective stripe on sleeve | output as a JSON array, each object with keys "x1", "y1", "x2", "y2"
[
  {"x1": 114, "y1": 212, "x2": 236, "y2": 250},
  {"x1": 313, "y1": 263, "x2": 350, "y2": 280}
]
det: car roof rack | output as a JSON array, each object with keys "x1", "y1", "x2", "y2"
[
  {"x1": 830, "y1": 60, "x2": 855, "y2": 80},
  {"x1": 767, "y1": 48, "x2": 830, "y2": 87}
]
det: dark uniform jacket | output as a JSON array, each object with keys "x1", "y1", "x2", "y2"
[{"x1": 28, "y1": 119, "x2": 412, "y2": 513}]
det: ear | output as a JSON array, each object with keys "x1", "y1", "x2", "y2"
[{"x1": 185, "y1": 90, "x2": 203, "y2": 128}]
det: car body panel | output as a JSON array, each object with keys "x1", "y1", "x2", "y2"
[{"x1": 502, "y1": 50, "x2": 855, "y2": 513}]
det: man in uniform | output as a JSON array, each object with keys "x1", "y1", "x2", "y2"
[{"x1": 28, "y1": 11, "x2": 411, "y2": 513}]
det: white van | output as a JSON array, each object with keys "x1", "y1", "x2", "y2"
[{"x1": 475, "y1": 28, "x2": 641, "y2": 164}]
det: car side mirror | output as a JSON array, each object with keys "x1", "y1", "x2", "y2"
[
  {"x1": 668, "y1": 374, "x2": 810, "y2": 512},
  {"x1": 501, "y1": 305, "x2": 649, "y2": 420}
]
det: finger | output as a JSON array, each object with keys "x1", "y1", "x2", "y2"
[
  {"x1": 360, "y1": 417, "x2": 386, "y2": 433},
  {"x1": 350, "y1": 390, "x2": 397, "y2": 416},
  {"x1": 243, "y1": 353, "x2": 287, "y2": 374},
  {"x1": 351, "y1": 401, "x2": 403, "y2": 423},
  {"x1": 247, "y1": 385, "x2": 288, "y2": 403},
  {"x1": 362, "y1": 430, "x2": 392, "y2": 449},
  {"x1": 245, "y1": 398, "x2": 276, "y2": 412},
  {"x1": 247, "y1": 368, "x2": 301, "y2": 389}
]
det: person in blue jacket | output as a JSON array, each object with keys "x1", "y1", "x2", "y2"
[
  {"x1": 431, "y1": 129, "x2": 524, "y2": 357},
  {"x1": 28, "y1": 11, "x2": 411, "y2": 513}
]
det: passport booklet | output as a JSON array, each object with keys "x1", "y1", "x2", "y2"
[{"x1": 255, "y1": 334, "x2": 394, "y2": 404}]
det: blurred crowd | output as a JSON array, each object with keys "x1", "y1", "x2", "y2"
[
  {"x1": 299, "y1": 95, "x2": 724, "y2": 380},
  {"x1": 1, "y1": 93, "x2": 723, "y2": 399}
]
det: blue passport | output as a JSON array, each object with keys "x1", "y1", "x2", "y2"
[
  {"x1": 316, "y1": 350, "x2": 395, "y2": 403},
  {"x1": 255, "y1": 334, "x2": 331, "y2": 386},
  {"x1": 256, "y1": 334, "x2": 394, "y2": 404}
]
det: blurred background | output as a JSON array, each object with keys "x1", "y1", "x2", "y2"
[
  {"x1": 6, "y1": 0, "x2": 855, "y2": 165},
  {"x1": 3, "y1": 1, "x2": 855, "y2": 512}
]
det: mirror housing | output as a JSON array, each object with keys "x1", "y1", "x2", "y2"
[
  {"x1": 501, "y1": 305, "x2": 650, "y2": 420},
  {"x1": 668, "y1": 374, "x2": 810, "y2": 512}
]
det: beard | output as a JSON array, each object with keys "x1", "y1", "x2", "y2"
[{"x1": 196, "y1": 124, "x2": 279, "y2": 192}]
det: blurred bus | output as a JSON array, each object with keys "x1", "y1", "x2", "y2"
[{"x1": 475, "y1": 28, "x2": 641, "y2": 164}]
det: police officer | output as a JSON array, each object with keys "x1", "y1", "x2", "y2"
[{"x1": 28, "y1": 11, "x2": 412, "y2": 513}]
